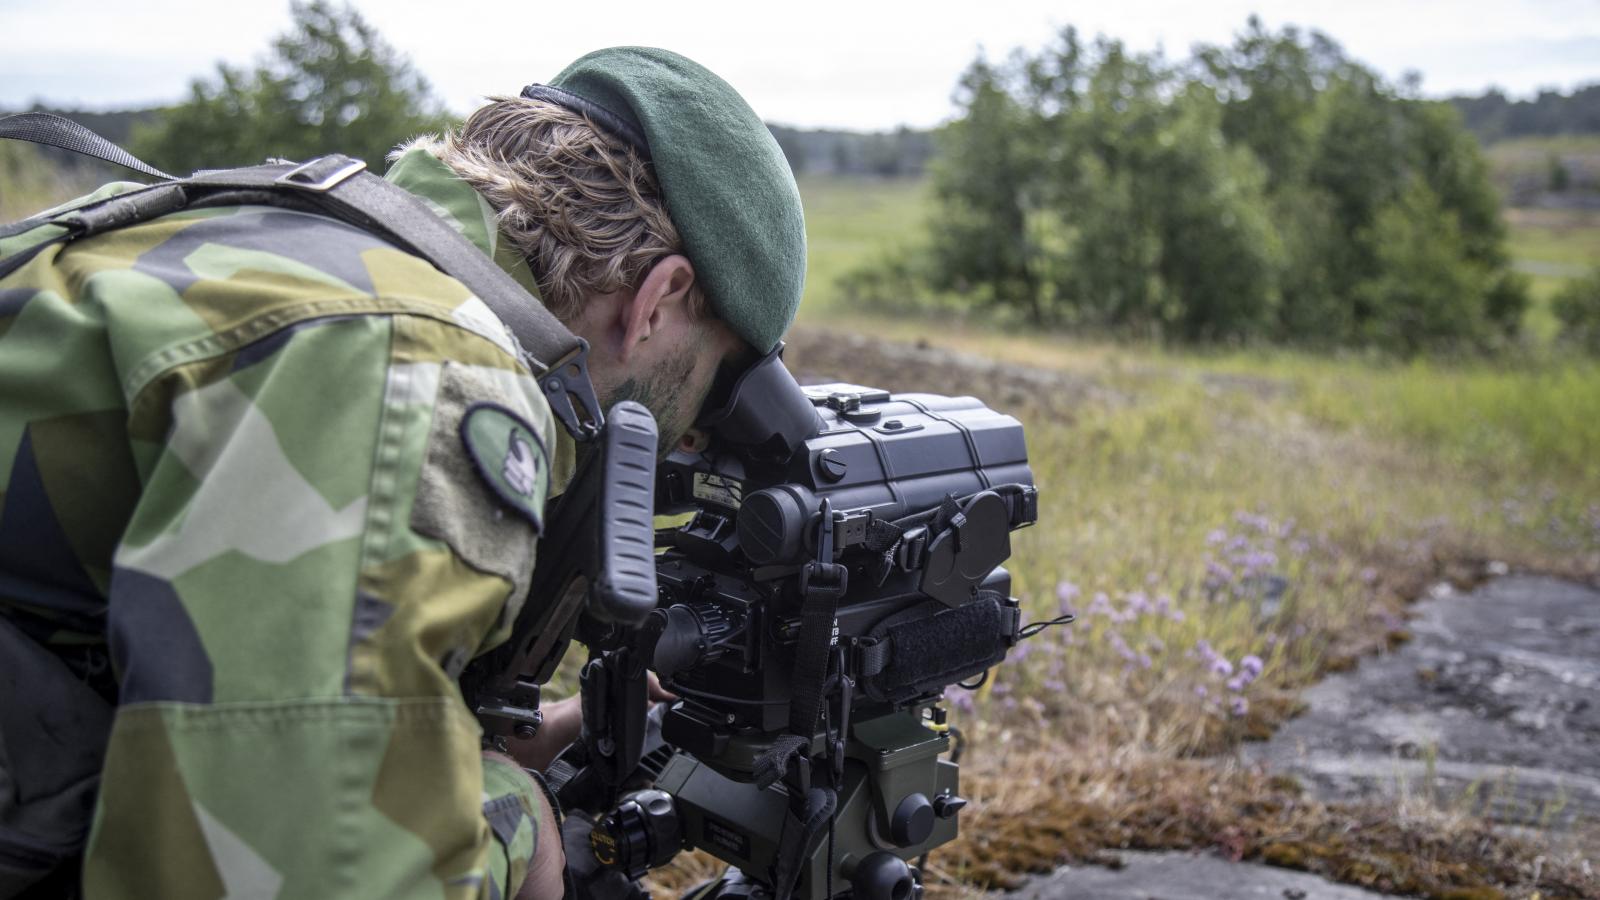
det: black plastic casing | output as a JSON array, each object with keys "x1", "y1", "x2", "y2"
[{"x1": 660, "y1": 384, "x2": 1033, "y2": 569}]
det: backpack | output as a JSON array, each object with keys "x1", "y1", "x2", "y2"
[{"x1": 0, "y1": 113, "x2": 617, "y2": 897}]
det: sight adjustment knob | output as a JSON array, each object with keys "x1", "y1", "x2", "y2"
[
  {"x1": 737, "y1": 486, "x2": 810, "y2": 566},
  {"x1": 816, "y1": 448, "x2": 848, "y2": 482},
  {"x1": 890, "y1": 792, "x2": 934, "y2": 846},
  {"x1": 850, "y1": 851, "x2": 914, "y2": 900}
]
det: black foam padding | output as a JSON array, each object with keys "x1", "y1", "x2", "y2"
[
  {"x1": 861, "y1": 596, "x2": 1009, "y2": 703},
  {"x1": 592, "y1": 400, "x2": 659, "y2": 624}
]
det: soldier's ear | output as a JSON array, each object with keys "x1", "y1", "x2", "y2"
[{"x1": 619, "y1": 255, "x2": 695, "y2": 364}]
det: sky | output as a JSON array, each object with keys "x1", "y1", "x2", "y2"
[{"x1": 2, "y1": 0, "x2": 1598, "y2": 131}]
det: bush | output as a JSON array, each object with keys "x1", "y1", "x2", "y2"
[{"x1": 1553, "y1": 266, "x2": 1600, "y2": 354}]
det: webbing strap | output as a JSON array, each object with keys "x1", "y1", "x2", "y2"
[
  {"x1": 753, "y1": 504, "x2": 848, "y2": 797},
  {"x1": 0, "y1": 112, "x2": 174, "y2": 180},
  {"x1": 786, "y1": 520, "x2": 847, "y2": 738}
]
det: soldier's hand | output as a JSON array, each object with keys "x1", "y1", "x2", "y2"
[
  {"x1": 505, "y1": 694, "x2": 583, "y2": 773},
  {"x1": 646, "y1": 671, "x2": 677, "y2": 703}
]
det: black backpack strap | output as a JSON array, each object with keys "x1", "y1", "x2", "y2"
[
  {"x1": 0, "y1": 113, "x2": 604, "y2": 440},
  {"x1": 0, "y1": 112, "x2": 173, "y2": 181}
]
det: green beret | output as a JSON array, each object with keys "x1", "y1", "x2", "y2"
[{"x1": 542, "y1": 47, "x2": 805, "y2": 354}]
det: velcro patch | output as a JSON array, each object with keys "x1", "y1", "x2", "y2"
[{"x1": 460, "y1": 403, "x2": 550, "y2": 531}]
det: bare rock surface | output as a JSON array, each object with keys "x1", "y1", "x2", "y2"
[
  {"x1": 1018, "y1": 577, "x2": 1598, "y2": 897},
  {"x1": 1247, "y1": 575, "x2": 1600, "y2": 828},
  {"x1": 1010, "y1": 851, "x2": 1395, "y2": 900}
]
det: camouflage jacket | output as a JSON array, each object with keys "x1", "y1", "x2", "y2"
[{"x1": 0, "y1": 148, "x2": 576, "y2": 898}]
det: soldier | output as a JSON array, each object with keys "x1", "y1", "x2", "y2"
[{"x1": 0, "y1": 47, "x2": 804, "y2": 899}]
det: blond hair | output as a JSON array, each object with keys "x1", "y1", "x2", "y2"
[{"x1": 404, "y1": 97, "x2": 705, "y2": 321}]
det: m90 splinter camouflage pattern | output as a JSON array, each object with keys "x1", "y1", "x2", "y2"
[{"x1": 0, "y1": 148, "x2": 570, "y2": 899}]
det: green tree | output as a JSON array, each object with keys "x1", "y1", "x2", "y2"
[
  {"x1": 1193, "y1": 16, "x2": 1342, "y2": 189},
  {"x1": 1547, "y1": 154, "x2": 1572, "y2": 192},
  {"x1": 925, "y1": 56, "x2": 1045, "y2": 322},
  {"x1": 132, "y1": 1, "x2": 452, "y2": 175},
  {"x1": 1356, "y1": 180, "x2": 1493, "y2": 354},
  {"x1": 1553, "y1": 266, "x2": 1600, "y2": 355}
]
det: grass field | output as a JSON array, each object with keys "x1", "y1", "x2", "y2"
[
  {"x1": 783, "y1": 174, "x2": 1600, "y2": 897},
  {"x1": 0, "y1": 143, "x2": 116, "y2": 223},
  {"x1": 794, "y1": 173, "x2": 933, "y2": 314},
  {"x1": 1484, "y1": 133, "x2": 1600, "y2": 189},
  {"x1": 4, "y1": 150, "x2": 1597, "y2": 895}
]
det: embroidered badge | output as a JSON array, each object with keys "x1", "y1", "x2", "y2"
[{"x1": 460, "y1": 403, "x2": 550, "y2": 531}]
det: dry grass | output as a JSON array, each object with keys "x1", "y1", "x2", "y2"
[
  {"x1": 931, "y1": 745, "x2": 1599, "y2": 899},
  {"x1": 766, "y1": 324, "x2": 1600, "y2": 897}
]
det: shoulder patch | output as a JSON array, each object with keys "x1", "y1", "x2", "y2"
[{"x1": 460, "y1": 403, "x2": 550, "y2": 531}]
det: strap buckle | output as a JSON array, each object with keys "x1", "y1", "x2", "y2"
[
  {"x1": 799, "y1": 503, "x2": 848, "y2": 600},
  {"x1": 275, "y1": 155, "x2": 368, "y2": 192},
  {"x1": 538, "y1": 342, "x2": 606, "y2": 442}
]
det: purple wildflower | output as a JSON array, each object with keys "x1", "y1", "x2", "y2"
[
  {"x1": 1107, "y1": 631, "x2": 1137, "y2": 663},
  {"x1": 1056, "y1": 576, "x2": 1081, "y2": 605},
  {"x1": 1235, "y1": 512, "x2": 1273, "y2": 534},
  {"x1": 1239, "y1": 655, "x2": 1264, "y2": 678},
  {"x1": 1205, "y1": 560, "x2": 1235, "y2": 590},
  {"x1": 1226, "y1": 675, "x2": 1246, "y2": 692},
  {"x1": 1230, "y1": 696, "x2": 1249, "y2": 717},
  {"x1": 1231, "y1": 549, "x2": 1278, "y2": 575},
  {"x1": 944, "y1": 686, "x2": 975, "y2": 714},
  {"x1": 1210, "y1": 658, "x2": 1234, "y2": 677},
  {"x1": 1206, "y1": 528, "x2": 1228, "y2": 546}
]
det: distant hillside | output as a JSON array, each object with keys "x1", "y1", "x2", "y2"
[
  {"x1": 4, "y1": 103, "x2": 934, "y2": 180},
  {"x1": 1449, "y1": 84, "x2": 1600, "y2": 143},
  {"x1": 13, "y1": 104, "x2": 164, "y2": 145},
  {"x1": 767, "y1": 125, "x2": 934, "y2": 177}
]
